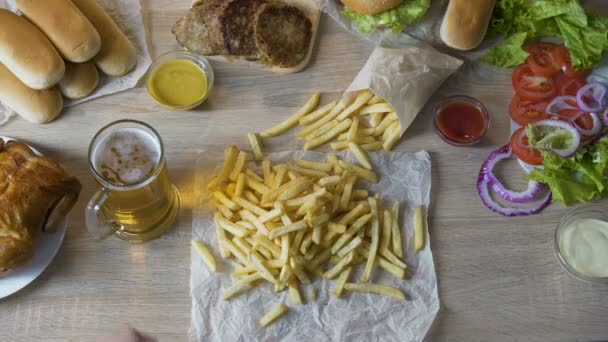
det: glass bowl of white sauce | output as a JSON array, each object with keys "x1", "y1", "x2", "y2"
[{"x1": 555, "y1": 204, "x2": 608, "y2": 284}]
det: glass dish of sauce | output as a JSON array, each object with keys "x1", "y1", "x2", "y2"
[
  {"x1": 555, "y1": 204, "x2": 608, "y2": 284},
  {"x1": 146, "y1": 50, "x2": 214, "y2": 110},
  {"x1": 433, "y1": 95, "x2": 490, "y2": 146}
]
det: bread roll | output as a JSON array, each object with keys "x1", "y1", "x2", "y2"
[
  {"x1": 0, "y1": 63, "x2": 63, "y2": 124},
  {"x1": 72, "y1": 0, "x2": 137, "y2": 76},
  {"x1": 342, "y1": 0, "x2": 402, "y2": 15},
  {"x1": 440, "y1": 0, "x2": 496, "y2": 51},
  {"x1": 16, "y1": 0, "x2": 101, "y2": 63},
  {"x1": 0, "y1": 9, "x2": 65, "y2": 90},
  {"x1": 59, "y1": 61, "x2": 99, "y2": 99}
]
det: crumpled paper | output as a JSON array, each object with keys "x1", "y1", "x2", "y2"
[
  {"x1": 343, "y1": 43, "x2": 463, "y2": 136},
  {"x1": 315, "y1": 0, "x2": 447, "y2": 47},
  {"x1": 0, "y1": 0, "x2": 151, "y2": 125},
  {"x1": 191, "y1": 149, "x2": 438, "y2": 342}
]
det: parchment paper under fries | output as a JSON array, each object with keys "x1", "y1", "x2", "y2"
[
  {"x1": 191, "y1": 150, "x2": 438, "y2": 342},
  {"x1": 343, "y1": 42, "x2": 463, "y2": 136}
]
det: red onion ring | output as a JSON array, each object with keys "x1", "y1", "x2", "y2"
[
  {"x1": 479, "y1": 144, "x2": 548, "y2": 203},
  {"x1": 576, "y1": 83, "x2": 607, "y2": 113},
  {"x1": 546, "y1": 96, "x2": 578, "y2": 116},
  {"x1": 569, "y1": 112, "x2": 602, "y2": 137},
  {"x1": 477, "y1": 176, "x2": 552, "y2": 217},
  {"x1": 530, "y1": 120, "x2": 581, "y2": 157}
]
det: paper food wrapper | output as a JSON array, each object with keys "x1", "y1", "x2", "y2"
[
  {"x1": 191, "y1": 150, "x2": 438, "y2": 342},
  {"x1": 0, "y1": 0, "x2": 151, "y2": 125},
  {"x1": 344, "y1": 43, "x2": 463, "y2": 136},
  {"x1": 315, "y1": 0, "x2": 447, "y2": 47}
]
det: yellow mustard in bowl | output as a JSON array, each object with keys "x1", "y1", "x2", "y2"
[{"x1": 148, "y1": 59, "x2": 207, "y2": 108}]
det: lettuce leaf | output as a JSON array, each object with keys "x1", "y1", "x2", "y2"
[
  {"x1": 482, "y1": 0, "x2": 608, "y2": 70},
  {"x1": 343, "y1": 0, "x2": 430, "y2": 33},
  {"x1": 528, "y1": 137, "x2": 608, "y2": 205},
  {"x1": 479, "y1": 32, "x2": 529, "y2": 67}
]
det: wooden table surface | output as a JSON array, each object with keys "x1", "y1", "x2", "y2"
[{"x1": 2, "y1": 1, "x2": 608, "y2": 341}]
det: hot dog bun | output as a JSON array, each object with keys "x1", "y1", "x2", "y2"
[
  {"x1": 72, "y1": 0, "x2": 137, "y2": 77},
  {"x1": 440, "y1": 0, "x2": 496, "y2": 51},
  {"x1": 342, "y1": 0, "x2": 402, "y2": 15},
  {"x1": 16, "y1": 0, "x2": 101, "y2": 63},
  {"x1": 59, "y1": 61, "x2": 99, "y2": 100},
  {"x1": 0, "y1": 63, "x2": 63, "y2": 124},
  {"x1": 0, "y1": 9, "x2": 65, "y2": 90}
]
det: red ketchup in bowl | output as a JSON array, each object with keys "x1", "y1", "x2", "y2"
[{"x1": 434, "y1": 95, "x2": 490, "y2": 146}]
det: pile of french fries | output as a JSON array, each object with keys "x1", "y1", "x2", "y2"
[
  {"x1": 250, "y1": 90, "x2": 402, "y2": 160},
  {"x1": 194, "y1": 144, "x2": 427, "y2": 327}
]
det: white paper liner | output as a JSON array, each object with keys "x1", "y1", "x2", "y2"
[
  {"x1": 0, "y1": 0, "x2": 151, "y2": 125},
  {"x1": 191, "y1": 149, "x2": 438, "y2": 342}
]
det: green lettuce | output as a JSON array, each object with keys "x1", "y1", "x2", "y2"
[
  {"x1": 343, "y1": 0, "x2": 430, "y2": 33},
  {"x1": 480, "y1": 32, "x2": 529, "y2": 67},
  {"x1": 528, "y1": 137, "x2": 608, "y2": 205},
  {"x1": 482, "y1": 0, "x2": 608, "y2": 70}
]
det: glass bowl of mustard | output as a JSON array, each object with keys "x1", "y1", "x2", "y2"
[
  {"x1": 555, "y1": 203, "x2": 608, "y2": 284},
  {"x1": 146, "y1": 50, "x2": 214, "y2": 110}
]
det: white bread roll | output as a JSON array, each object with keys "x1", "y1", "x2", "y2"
[
  {"x1": 16, "y1": 0, "x2": 101, "y2": 63},
  {"x1": 342, "y1": 0, "x2": 402, "y2": 15},
  {"x1": 0, "y1": 63, "x2": 64, "y2": 124},
  {"x1": 440, "y1": 0, "x2": 496, "y2": 51},
  {"x1": 72, "y1": 0, "x2": 137, "y2": 77},
  {"x1": 0, "y1": 9, "x2": 65, "y2": 90},
  {"x1": 59, "y1": 61, "x2": 99, "y2": 99}
]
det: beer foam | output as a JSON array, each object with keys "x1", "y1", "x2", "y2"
[{"x1": 93, "y1": 128, "x2": 161, "y2": 185}]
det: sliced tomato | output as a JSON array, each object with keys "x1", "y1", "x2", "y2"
[
  {"x1": 525, "y1": 42, "x2": 562, "y2": 78},
  {"x1": 512, "y1": 64, "x2": 557, "y2": 101},
  {"x1": 555, "y1": 44, "x2": 592, "y2": 77},
  {"x1": 557, "y1": 73, "x2": 589, "y2": 96},
  {"x1": 509, "y1": 95, "x2": 550, "y2": 126},
  {"x1": 511, "y1": 127, "x2": 543, "y2": 166}
]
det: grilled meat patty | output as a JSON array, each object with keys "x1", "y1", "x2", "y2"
[
  {"x1": 220, "y1": 0, "x2": 267, "y2": 58},
  {"x1": 254, "y1": 2, "x2": 312, "y2": 68},
  {"x1": 172, "y1": 0, "x2": 228, "y2": 56}
]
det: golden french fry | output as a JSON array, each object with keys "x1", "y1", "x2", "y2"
[
  {"x1": 383, "y1": 125, "x2": 402, "y2": 151},
  {"x1": 296, "y1": 159, "x2": 333, "y2": 173},
  {"x1": 299, "y1": 99, "x2": 338, "y2": 125},
  {"x1": 229, "y1": 151, "x2": 249, "y2": 181},
  {"x1": 261, "y1": 92, "x2": 320, "y2": 138},
  {"x1": 222, "y1": 239, "x2": 249, "y2": 266},
  {"x1": 234, "y1": 197, "x2": 268, "y2": 216},
  {"x1": 245, "y1": 169, "x2": 264, "y2": 183},
  {"x1": 214, "y1": 213, "x2": 229, "y2": 258},
  {"x1": 343, "y1": 283, "x2": 406, "y2": 300},
  {"x1": 287, "y1": 163, "x2": 330, "y2": 178},
  {"x1": 347, "y1": 116, "x2": 359, "y2": 142},
  {"x1": 337, "y1": 90, "x2": 373, "y2": 121},
  {"x1": 339, "y1": 174, "x2": 356, "y2": 210},
  {"x1": 361, "y1": 141, "x2": 384, "y2": 151},
  {"x1": 332, "y1": 214, "x2": 372, "y2": 254},
  {"x1": 268, "y1": 220, "x2": 308, "y2": 239},
  {"x1": 414, "y1": 206, "x2": 426, "y2": 251},
  {"x1": 253, "y1": 234, "x2": 282, "y2": 258},
  {"x1": 296, "y1": 100, "x2": 345, "y2": 137},
  {"x1": 234, "y1": 173, "x2": 246, "y2": 198},
  {"x1": 211, "y1": 200, "x2": 236, "y2": 221},
  {"x1": 218, "y1": 216, "x2": 249, "y2": 238},
  {"x1": 339, "y1": 160, "x2": 378, "y2": 183},
  {"x1": 247, "y1": 133, "x2": 264, "y2": 161},
  {"x1": 336, "y1": 236, "x2": 362, "y2": 257},
  {"x1": 288, "y1": 281, "x2": 303, "y2": 304},
  {"x1": 359, "y1": 102, "x2": 394, "y2": 115},
  {"x1": 246, "y1": 176, "x2": 271, "y2": 195},
  {"x1": 362, "y1": 197, "x2": 379, "y2": 282},
  {"x1": 259, "y1": 304, "x2": 289, "y2": 327},
  {"x1": 334, "y1": 266, "x2": 352, "y2": 297},
  {"x1": 318, "y1": 175, "x2": 341, "y2": 187},
  {"x1": 250, "y1": 252, "x2": 278, "y2": 284},
  {"x1": 370, "y1": 112, "x2": 384, "y2": 127},
  {"x1": 304, "y1": 119, "x2": 352, "y2": 150},
  {"x1": 223, "y1": 273, "x2": 263, "y2": 300},
  {"x1": 367, "y1": 95, "x2": 383, "y2": 105},
  {"x1": 329, "y1": 141, "x2": 349, "y2": 151},
  {"x1": 309, "y1": 287, "x2": 317, "y2": 302},
  {"x1": 323, "y1": 252, "x2": 354, "y2": 279},
  {"x1": 279, "y1": 234, "x2": 290, "y2": 266},
  {"x1": 213, "y1": 191, "x2": 240, "y2": 211},
  {"x1": 192, "y1": 240, "x2": 217, "y2": 272},
  {"x1": 244, "y1": 190, "x2": 260, "y2": 205},
  {"x1": 339, "y1": 202, "x2": 370, "y2": 225},
  {"x1": 240, "y1": 209, "x2": 271, "y2": 236},
  {"x1": 391, "y1": 202, "x2": 403, "y2": 258},
  {"x1": 208, "y1": 146, "x2": 239, "y2": 190},
  {"x1": 262, "y1": 160, "x2": 273, "y2": 186},
  {"x1": 312, "y1": 225, "x2": 322, "y2": 245},
  {"x1": 373, "y1": 112, "x2": 400, "y2": 136},
  {"x1": 348, "y1": 143, "x2": 373, "y2": 170},
  {"x1": 380, "y1": 209, "x2": 392, "y2": 253}
]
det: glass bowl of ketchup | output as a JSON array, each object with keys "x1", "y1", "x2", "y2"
[{"x1": 433, "y1": 95, "x2": 490, "y2": 146}]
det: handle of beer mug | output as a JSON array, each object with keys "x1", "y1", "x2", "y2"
[{"x1": 86, "y1": 188, "x2": 121, "y2": 240}]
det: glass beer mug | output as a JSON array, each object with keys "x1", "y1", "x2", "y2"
[{"x1": 86, "y1": 120, "x2": 181, "y2": 242}]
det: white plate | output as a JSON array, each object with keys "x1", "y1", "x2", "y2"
[
  {"x1": 0, "y1": 136, "x2": 67, "y2": 299},
  {"x1": 510, "y1": 121, "x2": 537, "y2": 173}
]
